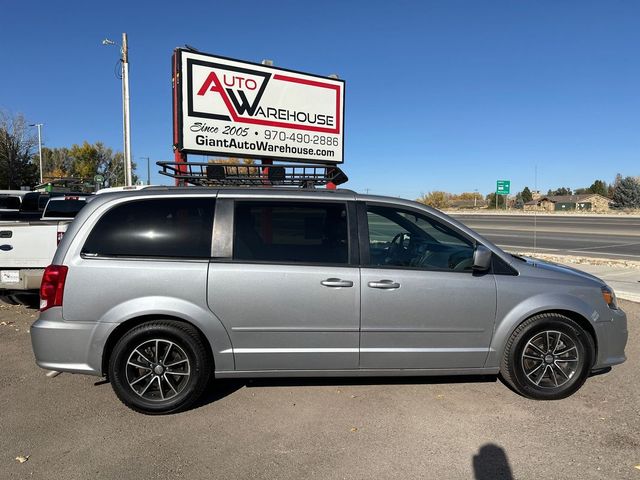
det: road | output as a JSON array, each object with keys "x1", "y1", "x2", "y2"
[
  {"x1": 1, "y1": 301, "x2": 639, "y2": 480},
  {"x1": 451, "y1": 214, "x2": 640, "y2": 260}
]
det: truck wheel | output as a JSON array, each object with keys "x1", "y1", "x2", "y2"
[
  {"x1": 501, "y1": 313, "x2": 594, "y2": 400},
  {"x1": 10, "y1": 293, "x2": 39, "y2": 308},
  {"x1": 0, "y1": 295, "x2": 19, "y2": 305},
  {"x1": 108, "y1": 320, "x2": 212, "y2": 414}
]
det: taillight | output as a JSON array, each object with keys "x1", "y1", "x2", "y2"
[{"x1": 40, "y1": 265, "x2": 68, "y2": 311}]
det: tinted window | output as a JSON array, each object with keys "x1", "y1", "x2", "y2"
[
  {"x1": 367, "y1": 205, "x2": 475, "y2": 271},
  {"x1": 43, "y1": 199, "x2": 87, "y2": 218},
  {"x1": 82, "y1": 198, "x2": 215, "y2": 258},
  {"x1": 20, "y1": 193, "x2": 45, "y2": 212},
  {"x1": 233, "y1": 202, "x2": 348, "y2": 264},
  {"x1": 0, "y1": 196, "x2": 21, "y2": 210}
]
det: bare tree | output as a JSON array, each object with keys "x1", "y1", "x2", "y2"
[{"x1": 0, "y1": 111, "x2": 38, "y2": 189}]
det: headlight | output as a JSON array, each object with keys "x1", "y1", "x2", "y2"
[{"x1": 601, "y1": 286, "x2": 618, "y2": 310}]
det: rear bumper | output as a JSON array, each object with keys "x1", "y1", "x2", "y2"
[
  {"x1": 30, "y1": 308, "x2": 113, "y2": 376},
  {"x1": 0, "y1": 268, "x2": 43, "y2": 291}
]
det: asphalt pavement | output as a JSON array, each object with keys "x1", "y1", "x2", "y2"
[
  {"x1": 451, "y1": 214, "x2": 640, "y2": 260},
  {"x1": 1, "y1": 301, "x2": 639, "y2": 480}
]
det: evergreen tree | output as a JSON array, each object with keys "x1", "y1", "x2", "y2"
[
  {"x1": 588, "y1": 180, "x2": 608, "y2": 197},
  {"x1": 612, "y1": 176, "x2": 640, "y2": 208}
]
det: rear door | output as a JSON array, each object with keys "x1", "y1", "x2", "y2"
[{"x1": 207, "y1": 198, "x2": 360, "y2": 371}]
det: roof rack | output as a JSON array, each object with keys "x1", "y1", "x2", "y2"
[{"x1": 157, "y1": 161, "x2": 348, "y2": 188}]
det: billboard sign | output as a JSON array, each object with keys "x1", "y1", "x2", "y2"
[{"x1": 173, "y1": 49, "x2": 345, "y2": 164}]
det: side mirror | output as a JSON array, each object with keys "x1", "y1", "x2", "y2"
[{"x1": 472, "y1": 245, "x2": 492, "y2": 272}]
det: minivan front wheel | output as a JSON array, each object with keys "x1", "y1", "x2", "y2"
[
  {"x1": 501, "y1": 313, "x2": 594, "y2": 400},
  {"x1": 108, "y1": 320, "x2": 212, "y2": 414}
]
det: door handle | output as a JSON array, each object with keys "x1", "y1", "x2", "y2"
[
  {"x1": 368, "y1": 280, "x2": 400, "y2": 289},
  {"x1": 321, "y1": 278, "x2": 354, "y2": 288}
]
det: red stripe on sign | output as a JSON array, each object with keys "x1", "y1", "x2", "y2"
[
  {"x1": 273, "y1": 74, "x2": 342, "y2": 134},
  {"x1": 231, "y1": 116, "x2": 339, "y2": 134},
  {"x1": 272, "y1": 74, "x2": 339, "y2": 90}
]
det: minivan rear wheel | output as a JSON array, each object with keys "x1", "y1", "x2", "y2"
[
  {"x1": 108, "y1": 320, "x2": 212, "y2": 414},
  {"x1": 501, "y1": 313, "x2": 594, "y2": 400}
]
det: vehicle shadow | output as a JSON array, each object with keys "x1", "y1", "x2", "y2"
[
  {"x1": 472, "y1": 443, "x2": 514, "y2": 480},
  {"x1": 192, "y1": 374, "x2": 499, "y2": 410}
]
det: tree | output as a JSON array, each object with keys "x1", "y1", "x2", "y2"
[
  {"x1": 521, "y1": 186, "x2": 533, "y2": 203},
  {"x1": 612, "y1": 176, "x2": 640, "y2": 208},
  {"x1": 450, "y1": 192, "x2": 478, "y2": 201},
  {"x1": 0, "y1": 111, "x2": 38, "y2": 189},
  {"x1": 486, "y1": 192, "x2": 506, "y2": 209},
  {"x1": 67, "y1": 141, "x2": 135, "y2": 187},
  {"x1": 514, "y1": 192, "x2": 524, "y2": 209},
  {"x1": 417, "y1": 191, "x2": 449, "y2": 209},
  {"x1": 547, "y1": 187, "x2": 572, "y2": 196},
  {"x1": 588, "y1": 179, "x2": 608, "y2": 197}
]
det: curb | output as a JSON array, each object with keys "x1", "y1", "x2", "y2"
[{"x1": 616, "y1": 292, "x2": 640, "y2": 303}]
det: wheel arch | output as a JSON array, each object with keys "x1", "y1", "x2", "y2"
[
  {"x1": 487, "y1": 295, "x2": 600, "y2": 369},
  {"x1": 101, "y1": 313, "x2": 231, "y2": 376}
]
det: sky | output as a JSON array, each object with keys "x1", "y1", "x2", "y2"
[{"x1": 1, "y1": 0, "x2": 638, "y2": 199}]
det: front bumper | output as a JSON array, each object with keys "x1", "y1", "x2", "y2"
[
  {"x1": 30, "y1": 308, "x2": 114, "y2": 376},
  {"x1": 593, "y1": 307, "x2": 628, "y2": 370}
]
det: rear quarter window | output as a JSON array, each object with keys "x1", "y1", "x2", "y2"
[{"x1": 82, "y1": 197, "x2": 215, "y2": 259}]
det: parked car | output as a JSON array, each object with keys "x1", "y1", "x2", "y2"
[
  {"x1": 0, "y1": 195, "x2": 92, "y2": 303},
  {"x1": 31, "y1": 187, "x2": 627, "y2": 414}
]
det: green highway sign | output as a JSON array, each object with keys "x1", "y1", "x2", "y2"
[{"x1": 496, "y1": 180, "x2": 511, "y2": 195}]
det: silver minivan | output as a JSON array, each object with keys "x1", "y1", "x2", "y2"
[{"x1": 31, "y1": 187, "x2": 628, "y2": 414}]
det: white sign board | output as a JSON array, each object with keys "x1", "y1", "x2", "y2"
[{"x1": 173, "y1": 50, "x2": 345, "y2": 164}]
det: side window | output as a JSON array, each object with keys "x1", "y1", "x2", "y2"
[
  {"x1": 366, "y1": 205, "x2": 475, "y2": 272},
  {"x1": 82, "y1": 198, "x2": 215, "y2": 258},
  {"x1": 233, "y1": 201, "x2": 349, "y2": 265}
]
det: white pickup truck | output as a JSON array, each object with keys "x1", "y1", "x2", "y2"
[{"x1": 0, "y1": 195, "x2": 91, "y2": 301}]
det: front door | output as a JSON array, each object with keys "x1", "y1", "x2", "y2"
[
  {"x1": 359, "y1": 203, "x2": 497, "y2": 369},
  {"x1": 208, "y1": 200, "x2": 360, "y2": 371}
]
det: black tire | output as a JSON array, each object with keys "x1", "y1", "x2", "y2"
[
  {"x1": 108, "y1": 320, "x2": 212, "y2": 414},
  {"x1": 0, "y1": 295, "x2": 19, "y2": 305},
  {"x1": 10, "y1": 293, "x2": 39, "y2": 309},
  {"x1": 500, "y1": 313, "x2": 595, "y2": 400}
]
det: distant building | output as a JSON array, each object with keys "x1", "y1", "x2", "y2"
[{"x1": 523, "y1": 194, "x2": 611, "y2": 212}]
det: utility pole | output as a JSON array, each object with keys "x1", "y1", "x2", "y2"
[
  {"x1": 29, "y1": 123, "x2": 44, "y2": 183},
  {"x1": 121, "y1": 33, "x2": 133, "y2": 186},
  {"x1": 140, "y1": 156, "x2": 150, "y2": 185},
  {"x1": 102, "y1": 34, "x2": 133, "y2": 186}
]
